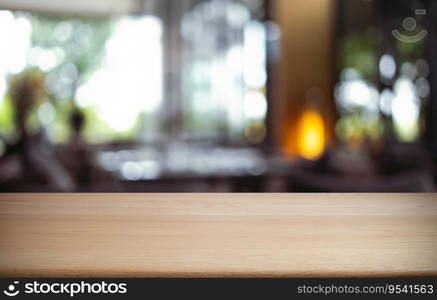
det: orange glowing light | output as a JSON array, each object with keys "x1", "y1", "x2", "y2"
[{"x1": 296, "y1": 109, "x2": 325, "y2": 160}]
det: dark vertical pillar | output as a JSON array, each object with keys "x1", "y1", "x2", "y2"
[
  {"x1": 262, "y1": 0, "x2": 277, "y2": 154},
  {"x1": 425, "y1": 0, "x2": 437, "y2": 155},
  {"x1": 160, "y1": 0, "x2": 187, "y2": 141},
  {"x1": 377, "y1": 0, "x2": 402, "y2": 143}
]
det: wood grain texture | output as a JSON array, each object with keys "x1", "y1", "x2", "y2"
[{"x1": 1, "y1": 193, "x2": 437, "y2": 277}]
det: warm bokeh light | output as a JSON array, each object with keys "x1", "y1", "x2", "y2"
[{"x1": 296, "y1": 109, "x2": 325, "y2": 160}]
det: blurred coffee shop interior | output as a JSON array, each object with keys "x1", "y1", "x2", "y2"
[{"x1": 0, "y1": 0, "x2": 436, "y2": 192}]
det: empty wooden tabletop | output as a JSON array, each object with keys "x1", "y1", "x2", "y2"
[{"x1": 1, "y1": 193, "x2": 437, "y2": 277}]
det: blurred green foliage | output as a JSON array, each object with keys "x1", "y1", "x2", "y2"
[
  {"x1": 338, "y1": 30, "x2": 378, "y2": 80},
  {"x1": 0, "y1": 95, "x2": 15, "y2": 138},
  {"x1": 0, "y1": 11, "x2": 140, "y2": 144}
]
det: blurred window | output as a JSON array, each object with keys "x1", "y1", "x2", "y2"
[
  {"x1": 0, "y1": 0, "x2": 269, "y2": 147},
  {"x1": 335, "y1": 0, "x2": 429, "y2": 145},
  {"x1": 181, "y1": 0, "x2": 268, "y2": 144},
  {"x1": 0, "y1": 10, "x2": 163, "y2": 143}
]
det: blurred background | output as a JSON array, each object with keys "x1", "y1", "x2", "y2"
[{"x1": 0, "y1": 0, "x2": 436, "y2": 192}]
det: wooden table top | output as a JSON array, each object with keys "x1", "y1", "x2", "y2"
[{"x1": 1, "y1": 193, "x2": 437, "y2": 277}]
